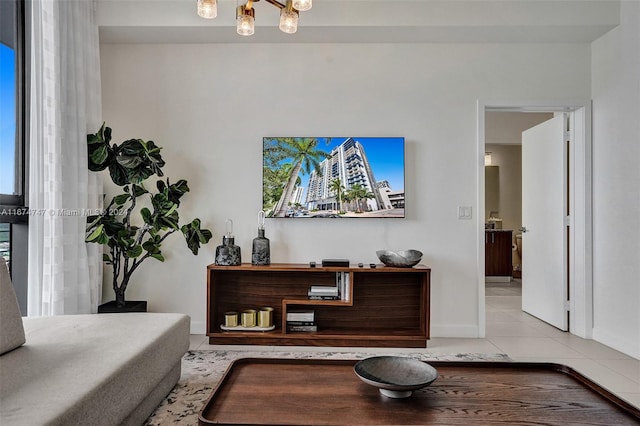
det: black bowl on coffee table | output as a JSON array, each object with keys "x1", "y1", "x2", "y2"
[{"x1": 354, "y1": 356, "x2": 438, "y2": 398}]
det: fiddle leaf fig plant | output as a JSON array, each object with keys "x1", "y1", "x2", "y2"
[{"x1": 86, "y1": 123, "x2": 212, "y2": 308}]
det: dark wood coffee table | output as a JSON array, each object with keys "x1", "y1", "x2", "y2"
[{"x1": 199, "y1": 358, "x2": 640, "y2": 425}]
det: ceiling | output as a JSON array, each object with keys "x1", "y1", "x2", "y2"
[
  {"x1": 97, "y1": 0, "x2": 621, "y2": 44},
  {"x1": 485, "y1": 112, "x2": 555, "y2": 145}
]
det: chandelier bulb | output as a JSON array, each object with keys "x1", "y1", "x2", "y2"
[
  {"x1": 197, "y1": 0, "x2": 217, "y2": 19},
  {"x1": 237, "y1": 4, "x2": 255, "y2": 36},
  {"x1": 200, "y1": 0, "x2": 310, "y2": 35},
  {"x1": 280, "y1": 0, "x2": 299, "y2": 34},
  {"x1": 293, "y1": 0, "x2": 312, "y2": 12}
]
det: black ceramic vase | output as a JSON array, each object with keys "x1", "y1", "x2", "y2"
[
  {"x1": 251, "y1": 228, "x2": 270, "y2": 265},
  {"x1": 251, "y1": 211, "x2": 270, "y2": 265},
  {"x1": 215, "y1": 219, "x2": 241, "y2": 266}
]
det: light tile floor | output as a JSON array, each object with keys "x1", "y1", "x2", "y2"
[
  {"x1": 189, "y1": 280, "x2": 640, "y2": 409},
  {"x1": 484, "y1": 281, "x2": 640, "y2": 409}
]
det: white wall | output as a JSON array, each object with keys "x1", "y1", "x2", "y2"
[
  {"x1": 591, "y1": 1, "x2": 640, "y2": 358},
  {"x1": 100, "y1": 42, "x2": 591, "y2": 335}
]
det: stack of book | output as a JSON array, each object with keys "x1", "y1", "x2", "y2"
[
  {"x1": 307, "y1": 285, "x2": 340, "y2": 300},
  {"x1": 306, "y1": 273, "x2": 351, "y2": 301},
  {"x1": 337, "y1": 272, "x2": 350, "y2": 302},
  {"x1": 286, "y1": 309, "x2": 317, "y2": 332}
]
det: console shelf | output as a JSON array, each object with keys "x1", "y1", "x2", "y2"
[{"x1": 206, "y1": 263, "x2": 431, "y2": 347}]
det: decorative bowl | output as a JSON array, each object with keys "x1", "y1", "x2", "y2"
[
  {"x1": 376, "y1": 249, "x2": 423, "y2": 267},
  {"x1": 354, "y1": 356, "x2": 438, "y2": 398}
]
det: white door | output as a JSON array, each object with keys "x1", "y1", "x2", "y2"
[{"x1": 521, "y1": 114, "x2": 568, "y2": 331}]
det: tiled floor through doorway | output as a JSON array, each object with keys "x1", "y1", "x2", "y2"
[{"x1": 484, "y1": 279, "x2": 639, "y2": 408}]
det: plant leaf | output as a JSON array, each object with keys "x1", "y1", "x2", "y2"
[
  {"x1": 133, "y1": 184, "x2": 148, "y2": 197},
  {"x1": 140, "y1": 207, "x2": 152, "y2": 225},
  {"x1": 125, "y1": 245, "x2": 143, "y2": 258},
  {"x1": 87, "y1": 123, "x2": 115, "y2": 171},
  {"x1": 90, "y1": 144, "x2": 109, "y2": 165},
  {"x1": 142, "y1": 240, "x2": 158, "y2": 253},
  {"x1": 181, "y1": 218, "x2": 213, "y2": 255},
  {"x1": 86, "y1": 224, "x2": 108, "y2": 244},
  {"x1": 164, "y1": 203, "x2": 178, "y2": 218},
  {"x1": 160, "y1": 216, "x2": 179, "y2": 230},
  {"x1": 113, "y1": 193, "x2": 130, "y2": 205},
  {"x1": 167, "y1": 179, "x2": 190, "y2": 205},
  {"x1": 112, "y1": 138, "x2": 165, "y2": 185},
  {"x1": 108, "y1": 162, "x2": 129, "y2": 186},
  {"x1": 116, "y1": 154, "x2": 143, "y2": 169},
  {"x1": 86, "y1": 214, "x2": 102, "y2": 230},
  {"x1": 143, "y1": 237, "x2": 164, "y2": 262},
  {"x1": 199, "y1": 228, "x2": 213, "y2": 243}
]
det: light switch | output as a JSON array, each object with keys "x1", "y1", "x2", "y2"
[{"x1": 458, "y1": 206, "x2": 472, "y2": 219}]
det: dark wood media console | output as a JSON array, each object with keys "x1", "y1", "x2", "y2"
[{"x1": 206, "y1": 263, "x2": 431, "y2": 347}]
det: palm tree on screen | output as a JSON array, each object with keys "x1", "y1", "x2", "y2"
[
  {"x1": 265, "y1": 138, "x2": 329, "y2": 217},
  {"x1": 329, "y1": 178, "x2": 345, "y2": 213},
  {"x1": 347, "y1": 183, "x2": 375, "y2": 213}
]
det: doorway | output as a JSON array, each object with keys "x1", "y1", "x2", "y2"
[
  {"x1": 484, "y1": 111, "x2": 553, "y2": 280},
  {"x1": 483, "y1": 112, "x2": 553, "y2": 332},
  {"x1": 477, "y1": 101, "x2": 593, "y2": 340}
]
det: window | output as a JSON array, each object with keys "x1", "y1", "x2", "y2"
[
  {"x1": 0, "y1": 0, "x2": 26, "y2": 213},
  {"x1": 1, "y1": 1, "x2": 27, "y2": 209},
  {"x1": 0, "y1": 41, "x2": 18, "y2": 199},
  {"x1": 0, "y1": 0, "x2": 28, "y2": 312}
]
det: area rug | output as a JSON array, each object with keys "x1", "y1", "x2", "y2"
[{"x1": 144, "y1": 350, "x2": 511, "y2": 425}]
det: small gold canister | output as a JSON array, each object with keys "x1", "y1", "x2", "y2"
[
  {"x1": 224, "y1": 311, "x2": 238, "y2": 328},
  {"x1": 258, "y1": 306, "x2": 274, "y2": 328},
  {"x1": 241, "y1": 309, "x2": 257, "y2": 327}
]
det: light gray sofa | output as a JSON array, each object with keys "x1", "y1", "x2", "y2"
[{"x1": 0, "y1": 257, "x2": 189, "y2": 426}]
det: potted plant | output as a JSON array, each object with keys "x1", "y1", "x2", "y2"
[{"x1": 85, "y1": 123, "x2": 212, "y2": 312}]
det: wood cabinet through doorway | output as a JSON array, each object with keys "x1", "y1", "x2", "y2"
[{"x1": 485, "y1": 230, "x2": 512, "y2": 278}]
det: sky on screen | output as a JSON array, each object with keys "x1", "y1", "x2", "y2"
[{"x1": 285, "y1": 137, "x2": 405, "y2": 194}]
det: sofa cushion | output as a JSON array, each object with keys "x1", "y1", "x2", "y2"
[
  {"x1": 0, "y1": 312, "x2": 189, "y2": 426},
  {"x1": 0, "y1": 256, "x2": 26, "y2": 355}
]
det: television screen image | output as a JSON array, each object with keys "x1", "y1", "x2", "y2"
[{"x1": 263, "y1": 137, "x2": 405, "y2": 218}]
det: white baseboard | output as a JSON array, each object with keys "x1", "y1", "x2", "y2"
[
  {"x1": 190, "y1": 320, "x2": 206, "y2": 335},
  {"x1": 430, "y1": 324, "x2": 479, "y2": 338},
  {"x1": 592, "y1": 327, "x2": 640, "y2": 360}
]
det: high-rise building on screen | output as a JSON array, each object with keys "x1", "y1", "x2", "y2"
[{"x1": 305, "y1": 138, "x2": 392, "y2": 212}]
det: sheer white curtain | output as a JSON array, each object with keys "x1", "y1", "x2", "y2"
[{"x1": 28, "y1": 0, "x2": 103, "y2": 316}]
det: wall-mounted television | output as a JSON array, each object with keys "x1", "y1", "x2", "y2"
[{"x1": 263, "y1": 137, "x2": 405, "y2": 218}]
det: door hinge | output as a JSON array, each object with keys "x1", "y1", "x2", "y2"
[
  {"x1": 564, "y1": 215, "x2": 571, "y2": 227},
  {"x1": 564, "y1": 300, "x2": 571, "y2": 311}
]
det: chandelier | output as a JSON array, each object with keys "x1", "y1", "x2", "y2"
[{"x1": 197, "y1": 0, "x2": 312, "y2": 36}]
